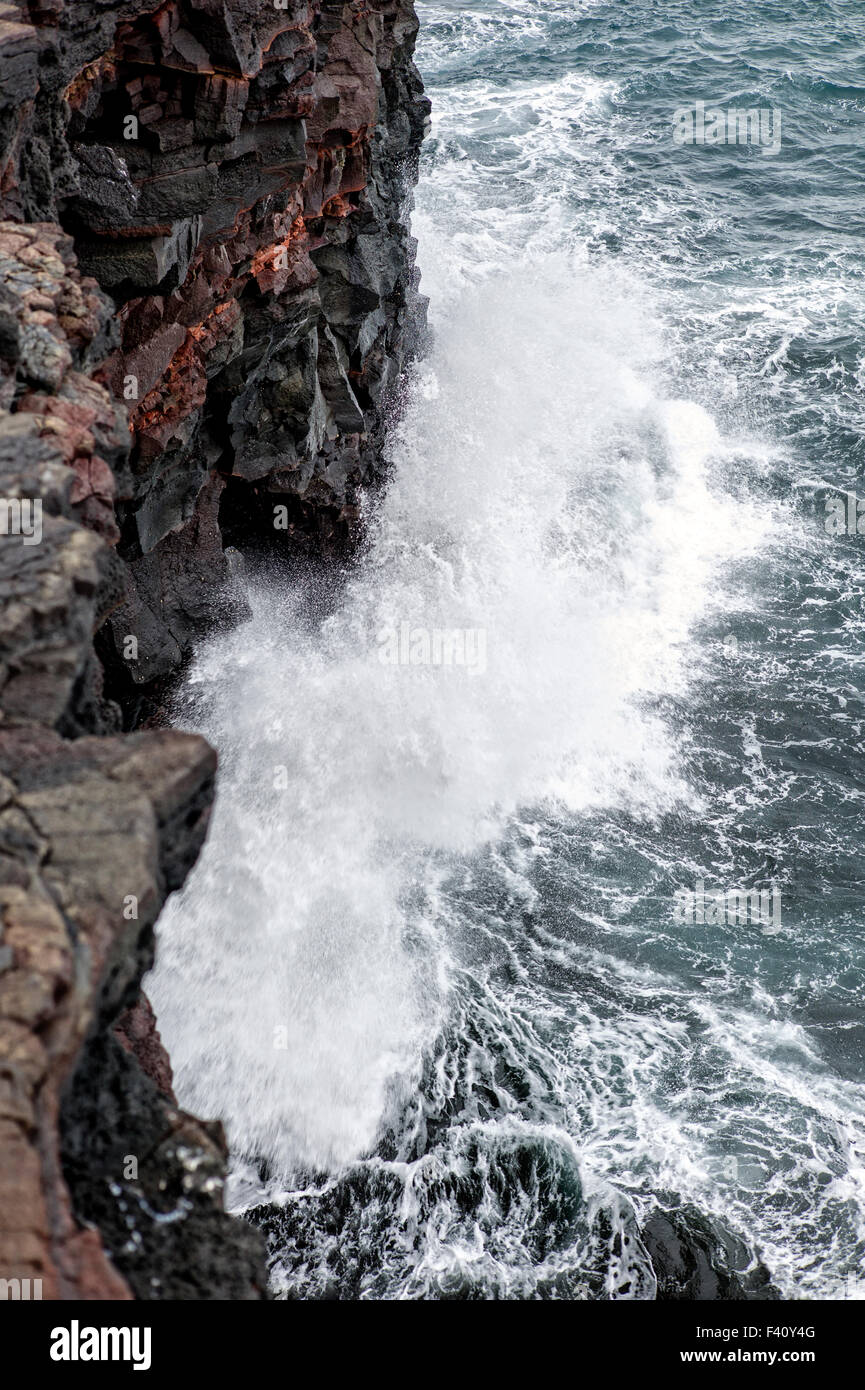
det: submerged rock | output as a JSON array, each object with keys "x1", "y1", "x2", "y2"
[{"x1": 642, "y1": 1206, "x2": 781, "y2": 1301}]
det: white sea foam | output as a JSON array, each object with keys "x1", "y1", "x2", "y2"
[{"x1": 149, "y1": 240, "x2": 764, "y2": 1179}]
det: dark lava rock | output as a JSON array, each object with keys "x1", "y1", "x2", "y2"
[{"x1": 643, "y1": 1206, "x2": 781, "y2": 1301}]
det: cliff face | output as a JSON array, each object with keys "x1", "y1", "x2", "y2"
[
  {"x1": 0, "y1": 0, "x2": 428, "y2": 1298},
  {"x1": 2, "y1": 0, "x2": 429, "y2": 722}
]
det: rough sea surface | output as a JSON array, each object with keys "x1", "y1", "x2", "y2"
[{"x1": 149, "y1": 0, "x2": 865, "y2": 1299}]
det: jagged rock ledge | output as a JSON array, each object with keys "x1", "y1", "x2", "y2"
[{"x1": 0, "y1": 0, "x2": 428, "y2": 1299}]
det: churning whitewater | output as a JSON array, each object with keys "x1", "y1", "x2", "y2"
[{"x1": 150, "y1": 0, "x2": 865, "y2": 1299}]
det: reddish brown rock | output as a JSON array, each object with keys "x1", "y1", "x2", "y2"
[
  {"x1": 115, "y1": 993, "x2": 175, "y2": 1101},
  {"x1": 0, "y1": 725, "x2": 220, "y2": 1300}
]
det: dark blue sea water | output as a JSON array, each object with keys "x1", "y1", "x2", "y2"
[{"x1": 150, "y1": 1, "x2": 865, "y2": 1298}]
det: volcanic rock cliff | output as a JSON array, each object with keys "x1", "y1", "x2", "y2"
[{"x1": 0, "y1": 0, "x2": 428, "y2": 1299}]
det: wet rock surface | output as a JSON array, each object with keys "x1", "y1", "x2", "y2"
[{"x1": 642, "y1": 1206, "x2": 781, "y2": 1301}]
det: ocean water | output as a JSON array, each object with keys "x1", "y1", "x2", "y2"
[{"x1": 148, "y1": 0, "x2": 865, "y2": 1299}]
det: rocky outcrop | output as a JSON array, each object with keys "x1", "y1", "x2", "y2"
[
  {"x1": 0, "y1": 724, "x2": 264, "y2": 1298},
  {"x1": 642, "y1": 1207, "x2": 780, "y2": 1301},
  {"x1": 2, "y1": 0, "x2": 429, "y2": 717},
  {"x1": 0, "y1": 0, "x2": 427, "y2": 1298}
]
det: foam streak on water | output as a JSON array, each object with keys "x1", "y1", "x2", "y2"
[{"x1": 150, "y1": 0, "x2": 865, "y2": 1299}]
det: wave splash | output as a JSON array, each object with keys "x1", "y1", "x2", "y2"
[{"x1": 149, "y1": 252, "x2": 759, "y2": 1228}]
